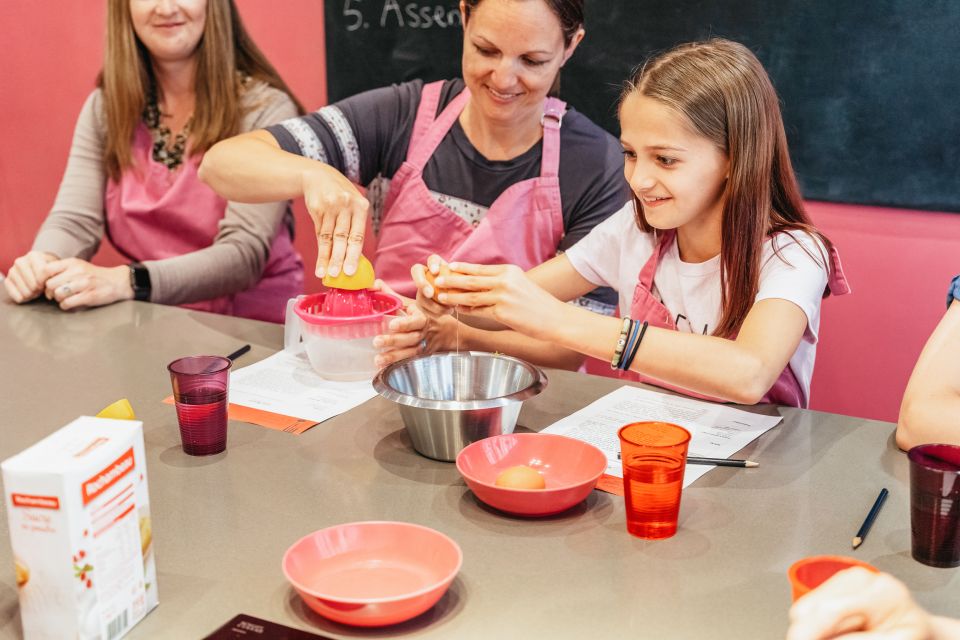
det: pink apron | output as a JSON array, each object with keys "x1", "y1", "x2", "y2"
[
  {"x1": 624, "y1": 230, "x2": 851, "y2": 407},
  {"x1": 104, "y1": 124, "x2": 303, "y2": 323},
  {"x1": 374, "y1": 81, "x2": 566, "y2": 297}
]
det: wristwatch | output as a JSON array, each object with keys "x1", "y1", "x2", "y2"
[{"x1": 129, "y1": 262, "x2": 151, "y2": 301}]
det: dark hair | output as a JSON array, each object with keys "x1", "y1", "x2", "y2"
[
  {"x1": 462, "y1": 0, "x2": 584, "y2": 47},
  {"x1": 621, "y1": 38, "x2": 833, "y2": 338}
]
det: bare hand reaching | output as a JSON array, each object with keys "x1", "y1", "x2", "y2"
[
  {"x1": 302, "y1": 166, "x2": 368, "y2": 279},
  {"x1": 787, "y1": 568, "x2": 942, "y2": 640}
]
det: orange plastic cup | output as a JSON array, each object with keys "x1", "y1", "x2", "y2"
[
  {"x1": 617, "y1": 421, "x2": 691, "y2": 539},
  {"x1": 787, "y1": 555, "x2": 880, "y2": 601}
]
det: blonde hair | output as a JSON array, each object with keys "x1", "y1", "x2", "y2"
[
  {"x1": 99, "y1": 0, "x2": 304, "y2": 179},
  {"x1": 622, "y1": 38, "x2": 832, "y2": 338}
]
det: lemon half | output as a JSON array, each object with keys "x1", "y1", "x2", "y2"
[
  {"x1": 322, "y1": 255, "x2": 375, "y2": 291},
  {"x1": 96, "y1": 398, "x2": 137, "y2": 420}
]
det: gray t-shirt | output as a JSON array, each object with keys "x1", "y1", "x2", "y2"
[{"x1": 267, "y1": 78, "x2": 630, "y2": 309}]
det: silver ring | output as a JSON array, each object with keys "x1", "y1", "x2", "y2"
[
  {"x1": 419, "y1": 339, "x2": 427, "y2": 353},
  {"x1": 60, "y1": 283, "x2": 73, "y2": 296}
]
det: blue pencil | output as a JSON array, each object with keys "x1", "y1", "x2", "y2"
[
  {"x1": 225, "y1": 344, "x2": 251, "y2": 362},
  {"x1": 852, "y1": 488, "x2": 889, "y2": 549}
]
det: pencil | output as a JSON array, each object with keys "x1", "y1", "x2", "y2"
[
  {"x1": 225, "y1": 344, "x2": 251, "y2": 362},
  {"x1": 615, "y1": 453, "x2": 758, "y2": 468},
  {"x1": 686, "y1": 456, "x2": 758, "y2": 468},
  {"x1": 852, "y1": 487, "x2": 888, "y2": 549}
]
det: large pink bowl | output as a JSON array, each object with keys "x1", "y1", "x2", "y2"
[
  {"x1": 456, "y1": 433, "x2": 607, "y2": 516},
  {"x1": 282, "y1": 521, "x2": 462, "y2": 627}
]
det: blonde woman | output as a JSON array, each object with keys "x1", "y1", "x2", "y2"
[{"x1": 4, "y1": 0, "x2": 305, "y2": 322}]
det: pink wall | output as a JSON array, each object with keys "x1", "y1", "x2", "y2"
[
  {"x1": 2, "y1": 1, "x2": 957, "y2": 423},
  {"x1": 806, "y1": 202, "x2": 959, "y2": 421}
]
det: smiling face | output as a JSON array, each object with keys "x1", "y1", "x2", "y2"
[
  {"x1": 460, "y1": 0, "x2": 581, "y2": 128},
  {"x1": 619, "y1": 92, "x2": 730, "y2": 233},
  {"x1": 129, "y1": 0, "x2": 207, "y2": 64}
]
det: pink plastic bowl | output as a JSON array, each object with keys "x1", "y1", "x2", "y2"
[
  {"x1": 456, "y1": 433, "x2": 607, "y2": 516},
  {"x1": 282, "y1": 521, "x2": 462, "y2": 627}
]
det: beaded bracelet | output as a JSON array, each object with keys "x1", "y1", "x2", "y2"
[
  {"x1": 610, "y1": 317, "x2": 632, "y2": 369},
  {"x1": 617, "y1": 319, "x2": 643, "y2": 370},
  {"x1": 620, "y1": 320, "x2": 649, "y2": 371}
]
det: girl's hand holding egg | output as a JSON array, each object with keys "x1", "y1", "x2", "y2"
[
  {"x1": 426, "y1": 262, "x2": 566, "y2": 340},
  {"x1": 411, "y1": 255, "x2": 456, "y2": 318},
  {"x1": 423, "y1": 262, "x2": 453, "y2": 303}
]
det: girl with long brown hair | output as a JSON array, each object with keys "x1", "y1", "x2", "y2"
[
  {"x1": 407, "y1": 38, "x2": 851, "y2": 407},
  {"x1": 4, "y1": 0, "x2": 305, "y2": 323}
]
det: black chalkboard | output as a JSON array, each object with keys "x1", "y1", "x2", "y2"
[{"x1": 325, "y1": 0, "x2": 960, "y2": 212}]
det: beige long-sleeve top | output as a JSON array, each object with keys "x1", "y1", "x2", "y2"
[{"x1": 32, "y1": 80, "x2": 298, "y2": 305}]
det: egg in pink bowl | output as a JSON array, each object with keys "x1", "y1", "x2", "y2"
[
  {"x1": 456, "y1": 433, "x2": 607, "y2": 517},
  {"x1": 282, "y1": 521, "x2": 462, "y2": 627}
]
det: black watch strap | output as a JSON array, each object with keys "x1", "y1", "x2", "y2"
[{"x1": 129, "y1": 262, "x2": 151, "y2": 301}]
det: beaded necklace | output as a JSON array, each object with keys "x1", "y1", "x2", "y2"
[{"x1": 143, "y1": 93, "x2": 193, "y2": 171}]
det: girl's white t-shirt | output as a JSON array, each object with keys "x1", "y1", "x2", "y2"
[{"x1": 564, "y1": 202, "x2": 830, "y2": 404}]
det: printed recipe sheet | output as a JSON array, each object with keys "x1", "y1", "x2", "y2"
[{"x1": 542, "y1": 385, "x2": 783, "y2": 487}]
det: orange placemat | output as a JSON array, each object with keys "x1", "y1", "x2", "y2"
[
  {"x1": 596, "y1": 474, "x2": 624, "y2": 496},
  {"x1": 162, "y1": 396, "x2": 318, "y2": 434}
]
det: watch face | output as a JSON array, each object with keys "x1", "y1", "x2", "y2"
[{"x1": 130, "y1": 263, "x2": 151, "y2": 300}]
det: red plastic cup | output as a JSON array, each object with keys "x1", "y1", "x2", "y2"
[
  {"x1": 908, "y1": 444, "x2": 960, "y2": 568},
  {"x1": 168, "y1": 356, "x2": 231, "y2": 456},
  {"x1": 787, "y1": 555, "x2": 879, "y2": 601},
  {"x1": 617, "y1": 421, "x2": 691, "y2": 539}
]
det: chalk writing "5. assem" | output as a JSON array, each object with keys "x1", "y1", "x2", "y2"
[{"x1": 343, "y1": 0, "x2": 462, "y2": 31}]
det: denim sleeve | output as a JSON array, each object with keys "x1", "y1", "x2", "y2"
[{"x1": 948, "y1": 275, "x2": 960, "y2": 308}]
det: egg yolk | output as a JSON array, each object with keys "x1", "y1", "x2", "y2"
[{"x1": 494, "y1": 465, "x2": 546, "y2": 490}]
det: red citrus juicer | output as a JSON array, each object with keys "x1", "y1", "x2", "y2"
[
  {"x1": 284, "y1": 257, "x2": 402, "y2": 379},
  {"x1": 298, "y1": 254, "x2": 402, "y2": 338}
]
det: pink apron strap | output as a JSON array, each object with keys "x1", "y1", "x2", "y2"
[
  {"x1": 637, "y1": 229, "x2": 675, "y2": 291},
  {"x1": 406, "y1": 83, "x2": 471, "y2": 170},
  {"x1": 408, "y1": 81, "x2": 443, "y2": 159},
  {"x1": 826, "y1": 245, "x2": 852, "y2": 296},
  {"x1": 539, "y1": 97, "x2": 566, "y2": 178}
]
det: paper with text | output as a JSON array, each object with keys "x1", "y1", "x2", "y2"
[
  {"x1": 229, "y1": 348, "x2": 377, "y2": 426},
  {"x1": 542, "y1": 385, "x2": 782, "y2": 488}
]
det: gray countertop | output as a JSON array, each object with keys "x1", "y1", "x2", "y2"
[{"x1": 1, "y1": 297, "x2": 957, "y2": 639}]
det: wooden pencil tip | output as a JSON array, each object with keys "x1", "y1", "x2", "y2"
[
  {"x1": 745, "y1": 461, "x2": 759, "y2": 468},
  {"x1": 852, "y1": 537, "x2": 862, "y2": 549}
]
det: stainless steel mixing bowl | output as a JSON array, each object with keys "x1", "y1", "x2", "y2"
[{"x1": 373, "y1": 351, "x2": 548, "y2": 461}]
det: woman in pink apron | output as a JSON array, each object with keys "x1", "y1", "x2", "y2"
[
  {"x1": 4, "y1": 0, "x2": 303, "y2": 324},
  {"x1": 199, "y1": 1, "x2": 630, "y2": 333},
  {"x1": 412, "y1": 39, "x2": 851, "y2": 408},
  {"x1": 371, "y1": 82, "x2": 568, "y2": 298}
]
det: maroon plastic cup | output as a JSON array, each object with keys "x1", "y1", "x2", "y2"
[
  {"x1": 168, "y1": 356, "x2": 231, "y2": 456},
  {"x1": 908, "y1": 444, "x2": 960, "y2": 568}
]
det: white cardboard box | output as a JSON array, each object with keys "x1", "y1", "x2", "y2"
[{"x1": 2, "y1": 417, "x2": 158, "y2": 640}]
